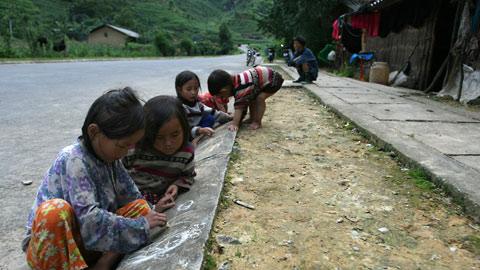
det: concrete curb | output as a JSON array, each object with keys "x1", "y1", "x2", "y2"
[
  {"x1": 117, "y1": 125, "x2": 237, "y2": 270},
  {"x1": 279, "y1": 64, "x2": 480, "y2": 222}
]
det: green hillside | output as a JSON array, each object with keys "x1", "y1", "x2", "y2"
[{"x1": 0, "y1": 0, "x2": 273, "y2": 58}]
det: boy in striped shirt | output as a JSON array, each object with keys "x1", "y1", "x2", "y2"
[{"x1": 207, "y1": 66, "x2": 284, "y2": 131}]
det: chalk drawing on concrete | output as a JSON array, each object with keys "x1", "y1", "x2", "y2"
[
  {"x1": 177, "y1": 200, "x2": 194, "y2": 211},
  {"x1": 121, "y1": 222, "x2": 206, "y2": 267}
]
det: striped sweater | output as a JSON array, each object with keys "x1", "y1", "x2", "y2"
[
  {"x1": 233, "y1": 66, "x2": 276, "y2": 110},
  {"x1": 122, "y1": 144, "x2": 196, "y2": 200}
]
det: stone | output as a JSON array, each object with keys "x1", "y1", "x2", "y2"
[
  {"x1": 378, "y1": 227, "x2": 389, "y2": 233},
  {"x1": 279, "y1": 240, "x2": 294, "y2": 246},
  {"x1": 216, "y1": 235, "x2": 241, "y2": 245},
  {"x1": 218, "y1": 261, "x2": 230, "y2": 270},
  {"x1": 22, "y1": 180, "x2": 33, "y2": 186},
  {"x1": 231, "y1": 177, "x2": 244, "y2": 184}
]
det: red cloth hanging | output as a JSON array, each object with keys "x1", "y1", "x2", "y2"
[
  {"x1": 350, "y1": 12, "x2": 380, "y2": 37},
  {"x1": 332, "y1": 19, "x2": 341, "y2": 40}
]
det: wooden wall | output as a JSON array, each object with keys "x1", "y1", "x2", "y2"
[{"x1": 365, "y1": 15, "x2": 437, "y2": 89}]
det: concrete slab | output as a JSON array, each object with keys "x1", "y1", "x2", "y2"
[
  {"x1": 320, "y1": 87, "x2": 381, "y2": 94},
  {"x1": 282, "y1": 80, "x2": 303, "y2": 88},
  {"x1": 331, "y1": 92, "x2": 407, "y2": 104},
  {"x1": 314, "y1": 75, "x2": 359, "y2": 88},
  {"x1": 354, "y1": 103, "x2": 480, "y2": 122},
  {"x1": 452, "y1": 156, "x2": 480, "y2": 172},
  {"x1": 390, "y1": 122, "x2": 480, "y2": 155},
  {"x1": 117, "y1": 125, "x2": 236, "y2": 270}
]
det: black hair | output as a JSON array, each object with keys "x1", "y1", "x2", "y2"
[
  {"x1": 139, "y1": 95, "x2": 190, "y2": 151},
  {"x1": 175, "y1": 70, "x2": 201, "y2": 106},
  {"x1": 207, "y1": 69, "x2": 233, "y2": 95},
  {"x1": 175, "y1": 70, "x2": 201, "y2": 96},
  {"x1": 293, "y1": 36, "x2": 306, "y2": 47},
  {"x1": 81, "y1": 87, "x2": 144, "y2": 155}
]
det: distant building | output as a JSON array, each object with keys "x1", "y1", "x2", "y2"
[{"x1": 88, "y1": 24, "x2": 140, "y2": 47}]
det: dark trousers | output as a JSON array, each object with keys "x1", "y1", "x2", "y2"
[{"x1": 296, "y1": 64, "x2": 318, "y2": 81}]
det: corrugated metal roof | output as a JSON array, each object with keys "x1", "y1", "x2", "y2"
[
  {"x1": 340, "y1": 0, "x2": 370, "y2": 11},
  {"x1": 90, "y1": 24, "x2": 140, "y2": 39},
  {"x1": 365, "y1": 0, "x2": 403, "y2": 10},
  {"x1": 341, "y1": 0, "x2": 404, "y2": 12}
]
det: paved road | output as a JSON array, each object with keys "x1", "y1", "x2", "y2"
[{"x1": 0, "y1": 54, "x2": 247, "y2": 268}]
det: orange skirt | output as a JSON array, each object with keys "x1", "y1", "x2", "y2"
[{"x1": 26, "y1": 198, "x2": 150, "y2": 270}]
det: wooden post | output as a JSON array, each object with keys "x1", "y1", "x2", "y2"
[
  {"x1": 360, "y1": 59, "x2": 365, "y2": 81},
  {"x1": 361, "y1": 29, "x2": 367, "y2": 52}
]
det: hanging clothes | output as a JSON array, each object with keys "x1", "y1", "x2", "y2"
[
  {"x1": 341, "y1": 23, "x2": 362, "y2": 53},
  {"x1": 332, "y1": 19, "x2": 341, "y2": 40},
  {"x1": 472, "y1": 0, "x2": 480, "y2": 33},
  {"x1": 350, "y1": 12, "x2": 380, "y2": 37}
]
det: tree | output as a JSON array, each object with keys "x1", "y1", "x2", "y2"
[
  {"x1": 0, "y1": 0, "x2": 42, "y2": 56},
  {"x1": 218, "y1": 22, "x2": 233, "y2": 55},
  {"x1": 154, "y1": 31, "x2": 174, "y2": 56},
  {"x1": 257, "y1": 0, "x2": 346, "y2": 54},
  {"x1": 180, "y1": 38, "x2": 193, "y2": 56}
]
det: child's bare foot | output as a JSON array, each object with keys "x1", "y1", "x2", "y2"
[
  {"x1": 249, "y1": 122, "x2": 262, "y2": 130},
  {"x1": 243, "y1": 118, "x2": 253, "y2": 124}
]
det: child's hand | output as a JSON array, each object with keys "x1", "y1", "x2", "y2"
[
  {"x1": 145, "y1": 210, "x2": 167, "y2": 228},
  {"x1": 199, "y1": 127, "x2": 214, "y2": 136},
  {"x1": 165, "y1": 184, "x2": 178, "y2": 199},
  {"x1": 155, "y1": 194, "x2": 175, "y2": 212},
  {"x1": 228, "y1": 124, "x2": 239, "y2": 131}
]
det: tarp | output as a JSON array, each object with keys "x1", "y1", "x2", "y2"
[{"x1": 438, "y1": 1, "x2": 480, "y2": 104}]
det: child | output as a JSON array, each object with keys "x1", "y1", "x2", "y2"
[
  {"x1": 123, "y1": 95, "x2": 196, "y2": 211},
  {"x1": 175, "y1": 70, "x2": 231, "y2": 141},
  {"x1": 207, "y1": 66, "x2": 284, "y2": 131},
  {"x1": 23, "y1": 87, "x2": 167, "y2": 270},
  {"x1": 292, "y1": 36, "x2": 318, "y2": 83},
  {"x1": 198, "y1": 91, "x2": 229, "y2": 113}
]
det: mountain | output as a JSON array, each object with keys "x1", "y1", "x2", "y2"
[{"x1": 1, "y1": 0, "x2": 272, "y2": 45}]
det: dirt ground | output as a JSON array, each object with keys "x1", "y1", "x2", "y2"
[{"x1": 205, "y1": 86, "x2": 480, "y2": 270}]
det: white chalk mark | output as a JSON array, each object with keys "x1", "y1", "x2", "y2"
[
  {"x1": 177, "y1": 200, "x2": 194, "y2": 211},
  {"x1": 122, "y1": 222, "x2": 206, "y2": 266}
]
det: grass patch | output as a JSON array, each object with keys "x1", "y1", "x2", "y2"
[
  {"x1": 463, "y1": 235, "x2": 480, "y2": 256},
  {"x1": 202, "y1": 236, "x2": 218, "y2": 270},
  {"x1": 202, "y1": 253, "x2": 217, "y2": 270},
  {"x1": 381, "y1": 230, "x2": 418, "y2": 249},
  {"x1": 332, "y1": 65, "x2": 355, "y2": 78},
  {"x1": 229, "y1": 141, "x2": 241, "y2": 163},
  {"x1": 408, "y1": 169, "x2": 435, "y2": 191},
  {"x1": 235, "y1": 249, "x2": 242, "y2": 258}
]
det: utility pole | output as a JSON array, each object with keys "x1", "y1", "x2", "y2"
[{"x1": 8, "y1": 18, "x2": 13, "y2": 38}]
